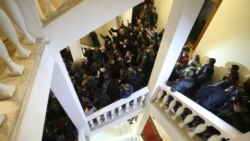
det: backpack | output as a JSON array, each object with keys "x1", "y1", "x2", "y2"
[{"x1": 120, "y1": 84, "x2": 134, "y2": 98}]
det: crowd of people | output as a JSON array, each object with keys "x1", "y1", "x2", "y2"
[
  {"x1": 169, "y1": 48, "x2": 250, "y2": 133},
  {"x1": 42, "y1": 92, "x2": 78, "y2": 141},
  {"x1": 61, "y1": 0, "x2": 162, "y2": 115}
]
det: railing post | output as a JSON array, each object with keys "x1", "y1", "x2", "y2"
[
  {"x1": 165, "y1": 99, "x2": 176, "y2": 113},
  {"x1": 96, "y1": 116, "x2": 101, "y2": 125},
  {"x1": 172, "y1": 106, "x2": 184, "y2": 120},
  {"x1": 139, "y1": 95, "x2": 145, "y2": 106},
  {"x1": 125, "y1": 102, "x2": 130, "y2": 112},
  {"x1": 160, "y1": 94, "x2": 168, "y2": 108},
  {"x1": 118, "y1": 106, "x2": 122, "y2": 116},
  {"x1": 179, "y1": 114, "x2": 195, "y2": 128},
  {"x1": 88, "y1": 120, "x2": 94, "y2": 128},
  {"x1": 155, "y1": 90, "x2": 164, "y2": 103},
  {"x1": 111, "y1": 109, "x2": 115, "y2": 119},
  {"x1": 188, "y1": 123, "x2": 207, "y2": 137},
  {"x1": 132, "y1": 99, "x2": 137, "y2": 109},
  {"x1": 103, "y1": 113, "x2": 108, "y2": 122}
]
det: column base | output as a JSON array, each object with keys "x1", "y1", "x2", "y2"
[{"x1": 0, "y1": 83, "x2": 16, "y2": 99}]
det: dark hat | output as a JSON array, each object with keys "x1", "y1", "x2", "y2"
[
  {"x1": 231, "y1": 64, "x2": 239, "y2": 71},
  {"x1": 209, "y1": 58, "x2": 216, "y2": 65}
]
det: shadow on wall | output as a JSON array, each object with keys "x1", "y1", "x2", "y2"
[
  {"x1": 212, "y1": 62, "x2": 250, "y2": 84},
  {"x1": 195, "y1": 55, "x2": 250, "y2": 84},
  {"x1": 225, "y1": 62, "x2": 250, "y2": 84}
]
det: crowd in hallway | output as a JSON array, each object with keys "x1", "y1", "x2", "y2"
[
  {"x1": 168, "y1": 47, "x2": 250, "y2": 133},
  {"x1": 61, "y1": 0, "x2": 162, "y2": 115},
  {"x1": 42, "y1": 92, "x2": 78, "y2": 141}
]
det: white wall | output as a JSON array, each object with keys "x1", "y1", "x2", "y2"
[
  {"x1": 194, "y1": 0, "x2": 250, "y2": 83},
  {"x1": 154, "y1": 0, "x2": 173, "y2": 30},
  {"x1": 44, "y1": 0, "x2": 143, "y2": 53},
  {"x1": 80, "y1": 8, "x2": 134, "y2": 46},
  {"x1": 80, "y1": 17, "x2": 120, "y2": 46}
]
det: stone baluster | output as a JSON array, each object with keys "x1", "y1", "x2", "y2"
[
  {"x1": 96, "y1": 116, "x2": 101, "y2": 125},
  {"x1": 110, "y1": 109, "x2": 115, "y2": 119},
  {"x1": 125, "y1": 102, "x2": 130, "y2": 112},
  {"x1": 172, "y1": 106, "x2": 185, "y2": 120},
  {"x1": 103, "y1": 113, "x2": 108, "y2": 122},
  {"x1": 0, "y1": 113, "x2": 5, "y2": 126},
  {"x1": 155, "y1": 90, "x2": 164, "y2": 103},
  {"x1": 0, "y1": 82, "x2": 16, "y2": 99},
  {"x1": 0, "y1": 39, "x2": 24, "y2": 75},
  {"x1": 139, "y1": 95, "x2": 145, "y2": 106},
  {"x1": 118, "y1": 106, "x2": 122, "y2": 116},
  {"x1": 207, "y1": 135, "x2": 223, "y2": 141},
  {"x1": 0, "y1": 9, "x2": 31, "y2": 58},
  {"x1": 132, "y1": 99, "x2": 137, "y2": 109},
  {"x1": 34, "y1": 0, "x2": 46, "y2": 21},
  {"x1": 88, "y1": 120, "x2": 94, "y2": 128},
  {"x1": 179, "y1": 114, "x2": 195, "y2": 128},
  {"x1": 165, "y1": 99, "x2": 176, "y2": 113},
  {"x1": 188, "y1": 123, "x2": 207, "y2": 137},
  {"x1": 160, "y1": 94, "x2": 169, "y2": 108},
  {"x1": 45, "y1": 0, "x2": 57, "y2": 14}
]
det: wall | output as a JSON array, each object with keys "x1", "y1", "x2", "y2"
[
  {"x1": 194, "y1": 0, "x2": 250, "y2": 83},
  {"x1": 80, "y1": 17, "x2": 120, "y2": 46},
  {"x1": 154, "y1": 0, "x2": 173, "y2": 30},
  {"x1": 80, "y1": 8, "x2": 134, "y2": 47},
  {"x1": 44, "y1": 0, "x2": 143, "y2": 53}
]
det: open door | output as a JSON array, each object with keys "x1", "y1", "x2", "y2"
[{"x1": 187, "y1": 0, "x2": 223, "y2": 50}]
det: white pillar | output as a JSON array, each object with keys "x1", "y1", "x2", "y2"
[
  {"x1": 148, "y1": 0, "x2": 205, "y2": 98},
  {"x1": 51, "y1": 53, "x2": 90, "y2": 134},
  {"x1": 4, "y1": 0, "x2": 36, "y2": 44},
  {"x1": 0, "y1": 9, "x2": 31, "y2": 58},
  {"x1": 135, "y1": 0, "x2": 205, "y2": 137},
  {"x1": 68, "y1": 40, "x2": 84, "y2": 68}
]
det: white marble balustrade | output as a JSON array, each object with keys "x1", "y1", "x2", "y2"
[
  {"x1": 155, "y1": 84, "x2": 242, "y2": 141},
  {"x1": 34, "y1": 0, "x2": 83, "y2": 25},
  {"x1": 86, "y1": 87, "x2": 149, "y2": 130}
]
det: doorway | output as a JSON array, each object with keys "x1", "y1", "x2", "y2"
[{"x1": 186, "y1": 0, "x2": 223, "y2": 50}]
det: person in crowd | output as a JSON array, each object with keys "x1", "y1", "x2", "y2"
[
  {"x1": 191, "y1": 58, "x2": 216, "y2": 92},
  {"x1": 188, "y1": 54, "x2": 202, "y2": 69},
  {"x1": 210, "y1": 69, "x2": 239, "y2": 90},
  {"x1": 197, "y1": 84, "x2": 238, "y2": 114},
  {"x1": 217, "y1": 81, "x2": 250, "y2": 133},
  {"x1": 171, "y1": 70, "x2": 194, "y2": 97}
]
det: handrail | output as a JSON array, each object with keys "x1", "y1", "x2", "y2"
[
  {"x1": 86, "y1": 87, "x2": 149, "y2": 120},
  {"x1": 85, "y1": 87, "x2": 149, "y2": 130},
  {"x1": 155, "y1": 84, "x2": 242, "y2": 140}
]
